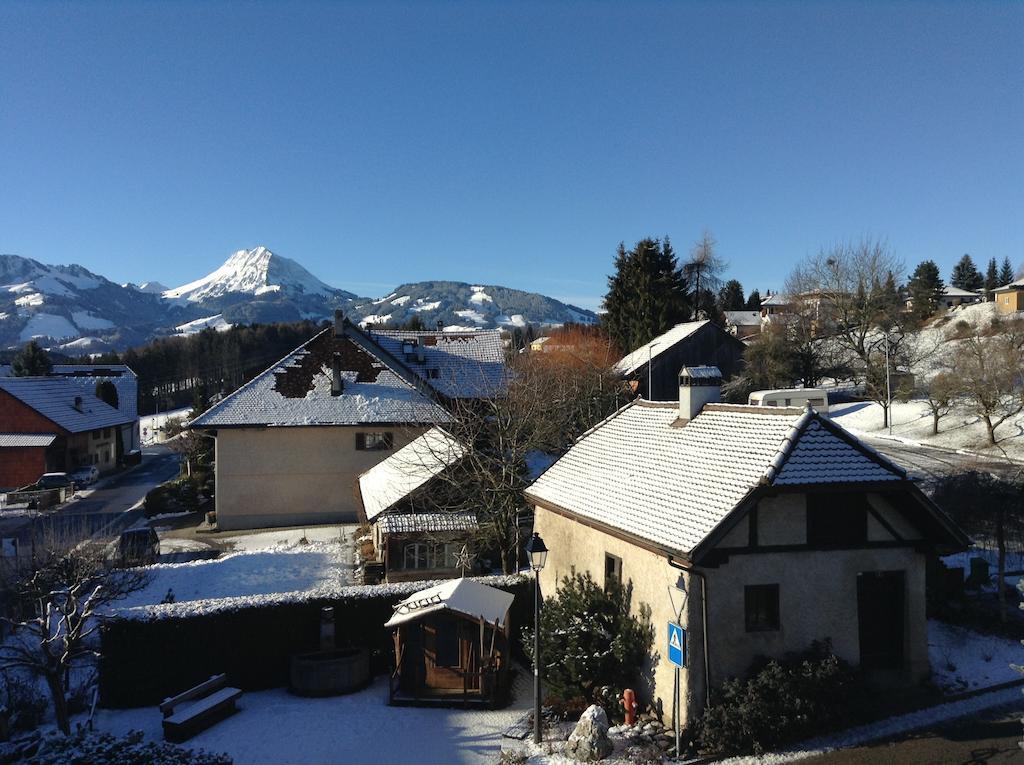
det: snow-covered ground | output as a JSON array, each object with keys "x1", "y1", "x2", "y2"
[
  {"x1": 93, "y1": 675, "x2": 530, "y2": 765},
  {"x1": 140, "y1": 406, "x2": 192, "y2": 443},
  {"x1": 928, "y1": 619, "x2": 1021, "y2": 692}
]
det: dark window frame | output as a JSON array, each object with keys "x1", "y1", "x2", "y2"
[
  {"x1": 604, "y1": 553, "x2": 622, "y2": 591},
  {"x1": 806, "y1": 493, "x2": 869, "y2": 547},
  {"x1": 744, "y1": 584, "x2": 780, "y2": 632},
  {"x1": 356, "y1": 432, "x2": 394, "y2": 451}
]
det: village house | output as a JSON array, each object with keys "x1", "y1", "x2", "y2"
[
  {"x1": 0, "y1": 374, "x2": 138, "y2": 489},
  {"x1": 525, "y1": 366, "x2": 968, "y2": 727},
  {"x1": 723, "y1": 310, "x2": 762, "y2": 340},
  {"x1": 992, "y1": 277, "x2": 1024, "y2": 314},
  {"x1": 191, "y1": 314, "x2": 506, "y2": 531},
  {"x1": 356, "y1": 427, "x2": 478, "y2": 583},
  {"x1": 614, "y1": 321, "x2": 745, "y2": 400}
]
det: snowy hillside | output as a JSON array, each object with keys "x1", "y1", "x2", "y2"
[
  {"x1": 351, "y1": 281, "x2": 597, "y2": 331},
  {"x1": 164, "y1": 246, "x2": 355, "y2": 303}
]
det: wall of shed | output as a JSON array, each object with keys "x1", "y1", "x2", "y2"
[
  {"x1": 0, "y1": 447, "x2": 47, "y2": 489},
  {"x1": 214, "y1": 425, "x2": 428, "y2": 530},
  {"x1": 633, "y1": 324, "x2": 745, "y2": 401}
]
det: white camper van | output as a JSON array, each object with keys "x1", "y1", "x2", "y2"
[{"x1": 748, "y1": 388, "x2": 830, "y2": 415}]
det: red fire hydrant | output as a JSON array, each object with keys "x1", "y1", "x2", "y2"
[{"x1": 621, "y1": 688, "x2": 638, "y2": 726}]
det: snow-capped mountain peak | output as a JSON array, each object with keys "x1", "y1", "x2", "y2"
[{"x1": 163, "y1": 246, "x2": 349, "y2": 303}]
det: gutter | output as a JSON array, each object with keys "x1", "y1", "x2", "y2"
[{"x1": 668, "y1": 555, "x2": 711, "y2": 711}]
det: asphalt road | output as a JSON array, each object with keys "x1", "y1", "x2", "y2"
[
  {"x1": 32, "y1": 444, "x2": 181, "y2": 540},
  {"x1": 861, "y1": 436, "x2": 1023, "y2": 487}
]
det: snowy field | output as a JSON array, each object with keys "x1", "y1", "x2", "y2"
[
  {"x1": 140, "y1": 406, "x2": 192, "y2": 443},
  {"x1": 115, "y1": 526, "x2": 354, "y2": 615},
  {"x1": 928, "y1": 619, "x2": 1021, "y2": 692},
  {"x1": 93, "y1": 675, "x2": 531, "y2": 765}
]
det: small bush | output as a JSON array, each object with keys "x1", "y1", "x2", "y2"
[
  {"x1": 698, "y1": 640, "x2": 864, "y2": 755},
  {"x1": 28, "y1": 729, "x2": 232, "y2": 764},
  {"x1": 2, "y1": 674, "x2": 48, "y2": 731},
  {"x1": 948, "y1": 320, "x2": 973, "y2": 340},
  {"x1": 143, "y1": 485, "x2": 173, "y2": 516}
]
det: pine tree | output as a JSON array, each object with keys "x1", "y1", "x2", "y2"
[
  {"x1": 717, "y1": 279, "x2": 746, "y2": 313},
  {"x1": 999, "y1": 257, "x2": 1015, "y2": 286},
  {"x1": 984, "y1": 258, "x2": 999, "y2": 298},
  {"x1": 950, "y1": 254, "x2": 983, "y2": 292},
  {"x1": 746, "y1": 289, "x2": 762, "y2": 310},
  {"x1": 10, "y1": 340, "x2": 53, "y2": 377},
  {"x1": 907, "y1": 260, "x2": 944, "y2": 319},
  {"x1": 602, "y1": 237, "x2": 690, "y2": 353}
]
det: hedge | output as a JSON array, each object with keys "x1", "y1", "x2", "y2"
[{"x1": 98, "y1": 575, "x2": 533, "y2": 708}]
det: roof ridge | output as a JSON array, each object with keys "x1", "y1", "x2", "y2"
[{"x1": 761, "y1": 407, "x2": 816, "y2": 484}]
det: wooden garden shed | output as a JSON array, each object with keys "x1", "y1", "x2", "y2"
[{"x1": 386, "y1": 578, "x2": 514, "y2": 708}]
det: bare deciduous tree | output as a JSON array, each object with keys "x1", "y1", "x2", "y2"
[
  {"x1": 951, "y1": 328, "x2": 1024, "y2": 445},
  {"x1": 0, "y1": 527, "x2": 149, "y2": 735},
  {"x1": 921, "y1": 371, "x2": 958, "y2": 436}
]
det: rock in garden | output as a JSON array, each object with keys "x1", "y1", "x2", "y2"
[{"x1": 565, "y1": 704, "x2": 613, "y2": 762}]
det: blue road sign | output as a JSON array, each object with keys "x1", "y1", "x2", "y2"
[{"x1": 667, "y1": 622, "x2": 685, "y2": 668}]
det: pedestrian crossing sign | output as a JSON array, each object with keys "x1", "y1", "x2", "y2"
[{"x1": 667, "y1": 622, "x2": 685, "y2": 668}]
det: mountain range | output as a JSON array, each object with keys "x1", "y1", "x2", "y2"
[{"x1": 0, "y1": 247, "x2": 597, "y2": 352}]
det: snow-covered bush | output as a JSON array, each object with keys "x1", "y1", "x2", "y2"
[
  {"x1": 697, "y1": 640, "x2": 863, "y2": 755},
  {"x1": 26, "y1": 729, "x2": 232, "y2": 764}
]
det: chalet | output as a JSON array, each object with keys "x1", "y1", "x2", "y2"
[
  {"x1": 191, "y1": 315, "x2": 506, "y2": 531},
  {"x1": 0, "y1": 376, "x2": 137, "y2": 489},
  {"x1": 992, "y1": 278, "x2": 1024, "y2": 315},
  {"x1": 614, "y1": 321, "x2": 745, "y2": 400},
  {"x1": 357, "y1": 428, "x2": 477, "y2": 583},
  {"x1": 525, "y1": 366, "x2": 968, "y2": 727},
  {"x1": 386, "y1": 578, "x2": 514, "y2": 707},
  {"x1": 940, "y1": 286, "x2": 983, "y2": 309}
]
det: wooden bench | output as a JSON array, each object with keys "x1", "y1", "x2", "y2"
[{"x1": 161, "y1": 674, "x2": 242, "y2": 743}]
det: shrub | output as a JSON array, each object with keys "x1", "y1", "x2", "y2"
[
  {"x1": 143, "y1": 485, "x2": 173, "y2": 516},
  {"x1": 698, "y1": 640, "x2": 863, "y2": 755},
  {"x1": 28, "y1": 729, "x2": 232, "y2": 764},
  {"x1": 949, "y1": 320, "x2": 973, "y2": 339},
  {"x1": 2, "y1": 673, "x2": 48, "y2": 731},
  {"x1": 522, "y1": 572, "x2": 653, "y2": 719}
]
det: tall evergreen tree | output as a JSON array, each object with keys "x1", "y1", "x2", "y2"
[
  {"x1": 950, "y1": 254, "x2": 983, "y2": 292},
  {"x1": 984, "y1": 258, "x2": 999, "y2": 298},
  {"x1": 907, "y1": 260, "x2": 944, "y2": 320},
  {"x1": 602, "y1": 237, "x2": 690, "y2": 353},
  {"x1": 10, "y1": 340, "x2": 53, "y2": 377},
  {"x1": 745, "y1": 289, "x2": 762, "y2": 310},
  {"x1": 717, "y1": 279, "x2": 746, "y2": 313},
  {"x1": 999, "y1": 257, "x2": 1015, "y2": 286}
]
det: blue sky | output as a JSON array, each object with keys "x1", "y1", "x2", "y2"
[{"x1": 1, "y1": 1, "x2": 1021, "y2": 310}]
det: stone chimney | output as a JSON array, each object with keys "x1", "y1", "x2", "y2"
[
  {"x1": 678, "y1": 366, "x2": 722, "y2": 422},
  {"x1": 333, "y1": 309, "x2": 344, "y2": 337},
  {"x1": 331, "y1": 352, "x2": 343, "y2": 396},
  {"x1": 436, "y1": 319, "x2": 444, "y2": 332}
]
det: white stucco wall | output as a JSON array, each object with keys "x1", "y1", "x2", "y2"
[{"x1": 214, "y1": 425, "x2": 427, "y2": 530}]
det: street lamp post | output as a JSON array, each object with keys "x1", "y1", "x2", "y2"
[{"x1": 524, "y1": 532, "x2": 548, "y2": 745}]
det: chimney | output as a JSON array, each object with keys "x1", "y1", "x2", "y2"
[
  {"x1": 331, "y1": 352, "x2": 343, "y2": 396},
  {"x1": 73, "y1": 395, "x2": 83, "y2": 412},
  {"x1": 333, "y1": 309, "x2": 344, "y2": 337},
  {"x1": 436, "y1": 319, "x2": 444, "y2": 332},
  {"x1": 678, "y1": 366, "x2": 722, "y2": 422}
]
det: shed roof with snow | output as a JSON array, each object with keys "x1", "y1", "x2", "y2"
[
  {"x1": 526, "y1": 400, "x2": 968, "y2": 561},
  {"x1": 385, "y1": 578, "x2": 515, "y2": 628},
  {"x1": 614, "y1": 321, "x2": 708, "y2": 376}
]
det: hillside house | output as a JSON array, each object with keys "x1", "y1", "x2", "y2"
[
  {"x1": 614, "y1": 321, "x2": 745, "y2": 400},
  {"x1": 0, "y1": 376, "x2": 138, "y2": 489},
  {"x1": 191, "y1": 315, "x2": 506, "y2": 531},
  {"x1": 723, "y1": 310, "x2": 762, "y2": 340},
  {"x1": 993, "y1": 278, "x2": 1024, "y2": 314},
  {"x1": 525, "y1": 366, "x2": 969, "y2": 727},
  {"x1": 357, "y1": 428, "x2": 478, "y2": 583}
]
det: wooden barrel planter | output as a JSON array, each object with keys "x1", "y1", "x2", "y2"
[{"x1": 288, "y1": 648, "x2": 371, "y2": 697}]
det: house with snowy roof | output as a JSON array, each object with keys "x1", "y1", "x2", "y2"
[
  {"x1": 191, "y1": 313, "x2": 507, "y2": 531},
  {"x1": 525, "y1": 365, "x2": 969, "y2": 728},
  {"x1": 356, "y1": 427, "x2": 478, "y2": 583},
  {"x1": 0, "y1": 374, "x2": 138, "y2": 489},
  {"x1": 993, "y1": 277, "x2": 1024, "y2": 314},
  {"x1": 614, "y1": 320, "x2": 745, "y2": 400}
]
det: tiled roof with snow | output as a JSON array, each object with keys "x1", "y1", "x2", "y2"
[
  {"x1": 0, "y1": 377, "x2": 134, "y2": 434},
  {"x1": 526, "y1": 401, "x2": 906, "y2": 556},
  {"x1": 368, "y1": 329, "x2": 507, "y2": 399},
  {"x1": 614, "y1": 321, "x2": 710, "y2": 375},
  {"x1": 0, "y1": 433, "x2": 57, "y2": 447},
  {"x1": 190, "y1": 328, "x2": 450, "y2": 428},
  {"x1": 994, "y1": 278, "x2": 1024, "y2": 292},
  {"x1": 376, "y1": 511, "x2": 478, "y2": 534},
  {"x1": 724, "y1": 310, "x2": 761, "y2": 326},
  {"x1": 942, "y1": 286, "x2": 982, "y2": 298},
  {"x1": 358, "y1": 428, "x2": 465, "y2": 521}
]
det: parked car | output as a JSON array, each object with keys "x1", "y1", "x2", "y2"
[
  {"x1": 117, "y1": 527, "x2": 160, "y2": 566},
  {"x1": 70, "y1": 465, "x2": 100, "y2": 486},
  {"x1": 36, "y1": 473, "x2": 76, "y2": 490}
]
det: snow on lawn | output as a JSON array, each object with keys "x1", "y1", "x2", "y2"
[
  {"x1": 217, "y1": 525, "x2": 350, "y2": 552},
  {"x1": 928, "y1": 619, "x2": 1022, "y2": 692},
  {"x1": 115, "y1": 538, "x2": 352, "y2": 614},
  {"x1": 831, "y1": 399, "x2": 1024, "y2": 462},
  {"x1": 93, "y1": 676, "x2": 530, "y2": 765}
]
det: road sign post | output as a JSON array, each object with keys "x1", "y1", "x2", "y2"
[{"x1": 667, "y1": 622, "x2": 686, "y2": 758}]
